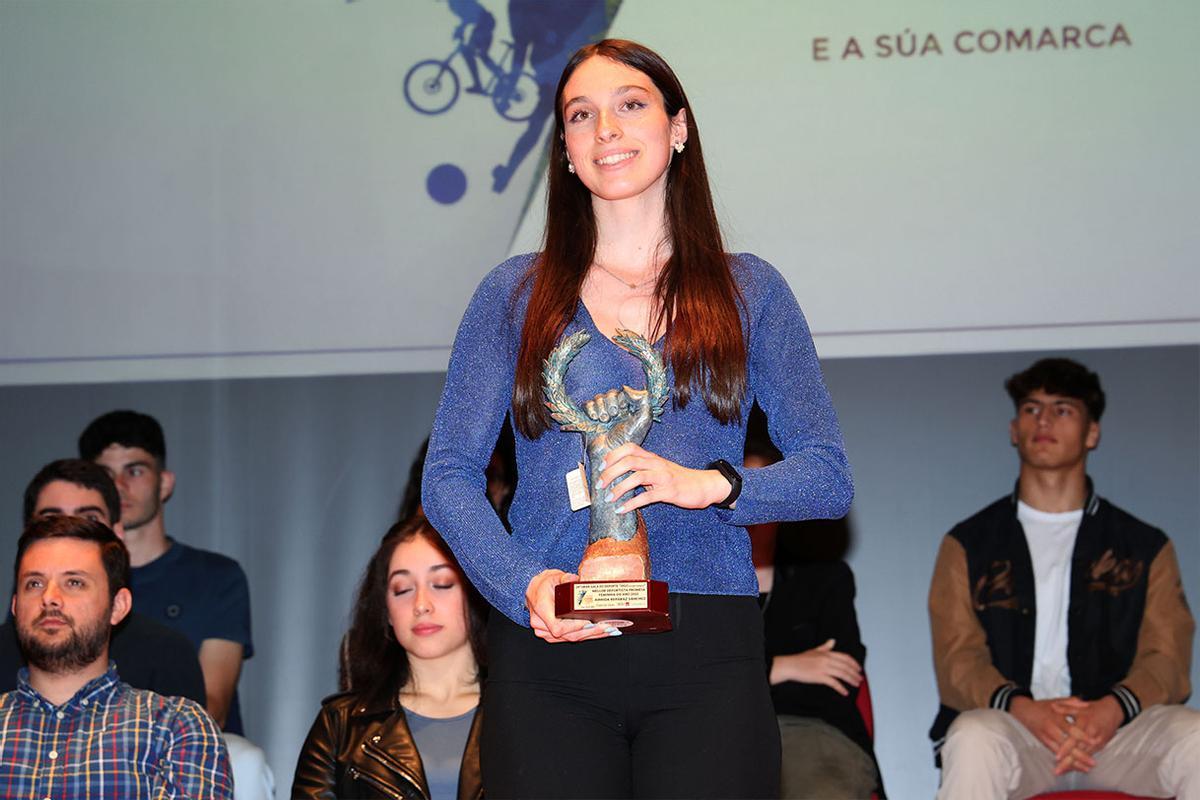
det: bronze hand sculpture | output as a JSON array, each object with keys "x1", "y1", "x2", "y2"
[{"x1": 543, "y1": 329, "x2": 669, "y2": 581}]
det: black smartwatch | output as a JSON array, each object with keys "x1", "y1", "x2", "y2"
[{"x1": 706, "y1": 459, "x2": 742, "y2": 509}]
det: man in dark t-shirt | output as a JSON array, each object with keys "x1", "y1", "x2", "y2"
[{"x1": 80, "y1": 410, "x2": 253, "y2": 734}]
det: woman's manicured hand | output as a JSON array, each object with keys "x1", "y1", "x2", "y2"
[
  {"x1": 596, "y1": 443, "x2": 732, "y2": 513},
  {"x1": 525, "y1": 569, "x2": 622, "y2": 643}
]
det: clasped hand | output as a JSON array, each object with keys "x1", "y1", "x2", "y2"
[{"x1": 1010, "y1": 695, "x2": 1122, "y2": 775}]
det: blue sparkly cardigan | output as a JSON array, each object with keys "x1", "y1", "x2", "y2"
[{"x1": 423, "y1": 253, "x2": 853, "y2": 626}]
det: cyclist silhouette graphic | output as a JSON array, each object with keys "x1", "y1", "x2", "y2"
[
  {"x1": 402, "y1": 0, "x2": 608, "y2": 195},
  {"x1": 404, "y1": 2, "x2": 540, "y2": 122},
  {"x1": 491, "y1": 0, "x2": 607, "y2": 193},
  {"x1": 449, "y1": 0, "x2": 500, "y2": 96}
]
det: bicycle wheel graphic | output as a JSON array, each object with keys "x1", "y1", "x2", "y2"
[
  {"x1": 493, "y1": 71, "x2": 540, "y2": 122},
  {"x1": 404, "y1": 60, "x2": 460, "y2": 116}
]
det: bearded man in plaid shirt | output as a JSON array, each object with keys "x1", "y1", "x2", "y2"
[{"x1": 0, "y1": 515, "x2": 232, "y2": 799}]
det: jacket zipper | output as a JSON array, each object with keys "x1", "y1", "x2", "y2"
[
  {"x1": 359, "y1": 741, "x2": 426, "y2": 800},
  {"x1": 348, "y1": 765, "x2": 406, "y2": 800}
]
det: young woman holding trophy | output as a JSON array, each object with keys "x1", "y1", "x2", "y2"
[{"x1": 423, "y1": 39, "x2": 852, "y2": 798}]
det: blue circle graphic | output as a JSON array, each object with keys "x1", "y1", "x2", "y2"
[{"x1": 426, "y1": 163, "x2": 467, "y2": 204}]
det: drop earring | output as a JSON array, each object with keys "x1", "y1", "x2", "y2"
[
  {"x1": 673, "y1": 141, "x2": 685, "y2": 154},
  {"x1": 567, "y1": 160, "x2": 576, "y2": 174}
]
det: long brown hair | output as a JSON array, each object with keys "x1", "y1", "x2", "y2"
[
  {"x1": 341, "y1": 514, "x2": 488, "y2": 706},
  {"x1": 512, "y1": 39, "x2": 746, "y2": 439}
]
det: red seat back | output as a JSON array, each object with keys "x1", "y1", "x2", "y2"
[
  {"x1": 856, "y1": 672, "x2": 874, "y2": 741},
  {"x1": 1032, "y1": 792, "x2": 1171, "y2": 799}
]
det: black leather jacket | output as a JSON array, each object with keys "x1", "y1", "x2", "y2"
[{"x1": 291, "y1": 691, "x2": 483, "y2": 800}]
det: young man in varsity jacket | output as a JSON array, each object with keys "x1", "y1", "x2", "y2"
[{"x1": 928, "y1": 357, "x2": 1198, "y2": 799}]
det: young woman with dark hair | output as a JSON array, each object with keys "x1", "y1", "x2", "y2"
[
  {"x1": 292, "y1": 515, "x2": 488, "y2": 800},
  {"x1": 422, "y1": 39, "x2": 852, "y2": 798}
]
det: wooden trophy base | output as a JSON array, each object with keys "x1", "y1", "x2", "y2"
[
  {"x1": 554, "y1": 579, "x2": 671, "y2": 632},
  {"x1": 554, "y1": 512, "x2": 671, "y2": 633}
]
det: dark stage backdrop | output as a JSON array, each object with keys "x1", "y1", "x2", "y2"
[{"x1": 0, "y1": 346, "x2": 1195, "y2": 797}]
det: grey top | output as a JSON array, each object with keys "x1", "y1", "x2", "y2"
[{"x1": 406, "y1": 708, "x2": 475, "y2": 800}]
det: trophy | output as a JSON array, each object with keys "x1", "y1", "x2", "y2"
[{"x1": 543, "y1": 328, "x2": 672, "y2": 633}]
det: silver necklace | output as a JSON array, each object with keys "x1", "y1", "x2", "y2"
[{"x1": 592, "y1": 261, "x2": 658, "y2": 291}]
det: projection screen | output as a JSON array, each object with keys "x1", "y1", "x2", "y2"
[{"x1": 2, "y1": 0, "x2": 1196, "y2": 386}]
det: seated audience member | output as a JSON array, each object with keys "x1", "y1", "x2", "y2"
[
  {"x1": 929, "y1": 358, "x2": 1199, "y2": 798},
  {"x1": 79, "y1": 409, "x2": 253, "y2": 734},
  {"x1": 0, "y1": 458, "x2": 205, "y2": 704},
  {"x1": 293, "y1": 514, "x2": 486, "y2": 799},
  {"x1": 0, "y1": 515, "x2": 231, "y2": 798},
  {"x1": 79, "y1": 413, "x2": 273, "y2": 800},
  {"x1": 747, "y1": 421, "x2": 884, "y2": 799}
]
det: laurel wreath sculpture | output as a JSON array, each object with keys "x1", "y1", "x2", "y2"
[{"x1": 542, "y1": 329, "x2": 670, "y2": 433}]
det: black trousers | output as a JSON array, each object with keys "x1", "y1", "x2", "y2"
[{"x1": 482, "y1": 594, "x2": 781, "y2": 799}]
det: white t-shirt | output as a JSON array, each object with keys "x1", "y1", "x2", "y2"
[{"x1": 1018, "y1": 500, "x2": 1084, "y2": 700}]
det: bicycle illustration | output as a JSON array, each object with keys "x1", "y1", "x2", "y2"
[{"x1": 404, "y1": 37, "x2": 539, "y2": 122}]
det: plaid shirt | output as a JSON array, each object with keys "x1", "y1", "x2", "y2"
[{"x1": 0, "y1": 664, "x2": 231, "y2": 799}]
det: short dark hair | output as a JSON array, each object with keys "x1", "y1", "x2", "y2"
[
  {"x1": 14, "y1": 516, "x2": 130, "y2": 600},
  {"x1": 22, "y1": 459, "x2": 121, "y2": 526},
  {"x1": 1005, "y1": 358, "x2": 1106, "y2": 420},
  {"x1": 78, "y1": 410, "x2": 167, "y2": 465},
  {"x1": 342, "y1": 514, "x2": 487, "y2": 705}
]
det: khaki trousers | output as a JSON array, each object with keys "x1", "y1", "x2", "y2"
[
  {"x1": 937, "y1": 705, "x2": 1200, "y2": 800},
  {"x1": 778, "y1": 716, "x2": 877, "y2": 800}
]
